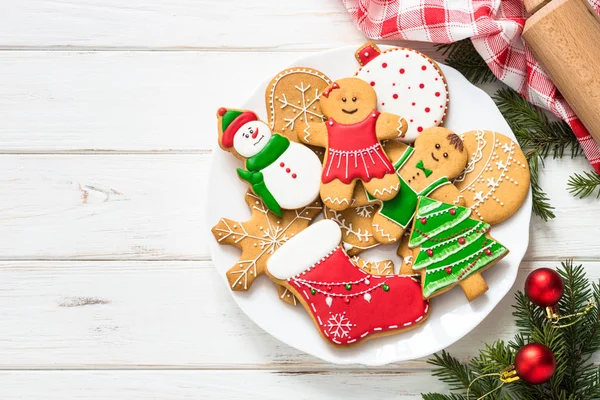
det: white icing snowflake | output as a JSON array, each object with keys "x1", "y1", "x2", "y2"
[
  {"x1": 501, "y1": 143, "x2": 512, "y2": 154},
  {"x1": 355, "y1": 204, "x2": 376, "y2": 218},
  {"x1": 278, "y1": 83, "x2": 325, "y2": 140},
  {"x1": 259, "y1": 225, "x2": 289, "y2": 254},
  {"x1": 327, "y1": 313, "x2": 353, "y2": 339},
  {"x1": 474, "y1": 191, "x2": 485, "y2": 202},
  {"x1": 495, "y1": 160, "x2": 507, "y2": 170},
  {"x1": 487, "y1": 177, "x2": 498, "y2": 188}
]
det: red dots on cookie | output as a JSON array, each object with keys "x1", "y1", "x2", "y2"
[
  {"x1": 381, "y1": 102, "x2": 385, "y2": 106},
  {"x1": 427, "y1": 249, "x2": 434, "y2": 257},
  {"x1": 393, "y1": 94, "x2": 398, "y2": 99},
  {"x1": 412, "y1": 102, "x2": 416, "y2": 106},
  {"x1": 485, "y1": 248, "x2": 493, "y2": 256},
  {"x1": 445, "y1": 267, "x2": 452, "y2": 274},
  {"x1": 419, "y1": 83, "x2": 425, "y2": 89},
  {"x1": 435, "y1": 92, "x2": 441, "y2": 97},
  {"x1": 449, "y1": 209, "x2": 456, "y2": 215},
  {"x1": 405, "y1": 54, "x2": 409, "y2": 58},
  {"x1": 285, "y1": 168, "x2": 291, "y2": 173},
  {"x1": 458, "y1": 237, "x2": 466, "y2": 245},
  {"x1": 218, "y1": 107, "x2": 227, "y2": 116},
  {"x1": 420, "y1": 217, "x2": 427, "y2": 225},
  {"x1": 370, "y1": 81, "x2": 375, "y2": 86},
  {"x1": 425, "y1": 107, "x2": 430, "y2": 113},
  {"x1": 382, "y1": 62, "x2": 388, "y2": 68},
  {"x1": 292, "y1": 173, "x2": 297, "y2": 179},
  {"x1": 409, "y1": 119, "x2": 414, "y2": 123},
  {"x1": 280, "y1": 162, "x2": 285, "y2": 167},
  {"x1": 399, "y1": 68, "x2": 405, "y2": 74},
  {"x1": 392, "y1": 82, "x2": 396, "y2": 86},
  {"x1": 417, "y1": 126, "x2": 423, "y2": 132},
  {"x1": 421, "y1": 65, "x2": 427, "y2": 71}
]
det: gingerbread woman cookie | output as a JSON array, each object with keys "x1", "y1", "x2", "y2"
[
  {"x1": 369, "y1": 128, "x2": 468, "y2": 244},
  {"x1": 217, "y1": 108, "x2": 322, "y2": 216},
  {"x1": 300, "y1": 77, "x2": 408, "y2": 210}
]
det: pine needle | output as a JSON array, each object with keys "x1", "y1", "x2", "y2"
[
  {"x1": 567, "y1": 170, "x2": 600, "y2": 199},
  {"x1": 435, "y1": 40, "x2": 497, "y2": 84}
]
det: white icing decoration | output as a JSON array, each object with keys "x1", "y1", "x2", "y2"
[
  {"x1": 233, "y1": 120, "x2": 272, "y2": 158},
  {"x1": 267, "y1": 220, "x2": 341, "y2": 280},
  {"x1": 327, "y1": 313, "x2": 352, "y2": 338},
  {"x1": 355, "y1": 47, "x2": 448, "y2": 142},
  {"x1": 364, "y1": 293, "x2": 371, "y2": 302},
  {"x1": 327, "y1": 209, "x2": 372, "y2": 243},
  {"x1": 259, "y1": 141, "x2": 322, "y2": 210},
  {"x1": 326, "y1": 296, "x2": 333, "y2": 307}
]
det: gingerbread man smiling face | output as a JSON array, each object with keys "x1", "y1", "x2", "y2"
[{"x1": 319, "y1": 78, "x2": 377, "y2": 124}]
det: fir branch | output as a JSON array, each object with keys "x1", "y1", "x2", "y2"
[
  {"x1": 492, "y1": 88, "x2": 582, "y2": 159},
  {"x1": 512, "y1": 291, "x2": 546, "y2": 336},
  {"x1": 435, "y1": 40, "x2": 497, "y2": 84},
  {"x1": 492, "y1": 88, "x2": 583, "y2": 220},
  {"x1": 567, "y1": 170, "x2": 600, "y2": 199},
  {"x1": 428, "y1": 351, "x2": 473, "y2": 392},
  {"x1": 422, "y1": 394, "x2": 468, "y2": 400}
]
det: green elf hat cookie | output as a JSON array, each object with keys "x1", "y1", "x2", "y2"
[{"x1": 217, "y1": 107, "x2": 259, "y2": 148}]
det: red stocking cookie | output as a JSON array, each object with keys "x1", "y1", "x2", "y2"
[
  {"x1": 266, "y1": 220, "x2": 430, "y2": 346},
  {"x1": 355, "y1": 42, "x2": 449, "y2": 142},
  {"x1": 300, "y1": 78, "x2": 408, "y2": 210}
]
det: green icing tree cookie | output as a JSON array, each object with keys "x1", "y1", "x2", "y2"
[{"x1": 408, "y1": 196, "x2": 509, "y2": 301}]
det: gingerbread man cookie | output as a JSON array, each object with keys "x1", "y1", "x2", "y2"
[
  {"x1": 453, "y1": 130, "x2": 530, "y2": 225},
  {"x1": 300, "y1": 77, "x2": 408, "y2": 210},
  {"x1": 355, "y1": 42, "x2": 449, "y2": 142},
  {"x1": 217, "y1": 108, "x2": 322, "y2": 216},
  {"x1": 369, "y1": 128, "x2": 468, "y2": 244}
]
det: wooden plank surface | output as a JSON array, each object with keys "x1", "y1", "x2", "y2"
[
  {"x1": 0, "y1": 370, "x2": 444, "y2": 399},
  {"x1": 0, "y1": 154, "x2": 593, "y2": 260},
  {"x1": 0, "y1": 260, "x2": 597, "y2": 370}
]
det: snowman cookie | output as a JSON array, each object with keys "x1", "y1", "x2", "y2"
[
  {"x1": 368, "y1": 128, "x2": 468, "y2": 244},
  {"x1": 300, "y1": 78, "x2": 408, "y2": 211},
  {"x1": 354, "y1": 42, "x2": 449, "y2": 142},
  {"x1": 217, "y1": 108, "x2": 322, "y2": 216},
  {"x1": 453, "y1": 130, "x2": 530, "y2": 225}
]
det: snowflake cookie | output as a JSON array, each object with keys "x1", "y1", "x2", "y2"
[{"x1": 211, "y1": 192, "x2": 321, "y2": 294}]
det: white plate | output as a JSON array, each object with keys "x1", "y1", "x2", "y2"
[{"x1": 207, "y1": 46, "x2": 532, "y2": 366}]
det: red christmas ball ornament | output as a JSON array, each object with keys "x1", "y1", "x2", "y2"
[
  {"x1": 514, "y1": 343, "x2": 556, "y2": 385},
  {"x1": 524, "y1": 268, "x2": 564, "y2": 307}
]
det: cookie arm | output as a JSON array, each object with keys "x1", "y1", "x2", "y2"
[
  {"x1": 298, "y1": 120, "x2": 328, "y2": 148},
  {"x1": 428, "y1": 184, "x2": 466, "y2": 206},
  {"x1": 376, "y1": 112, "x2": 409, "y2": 140}
]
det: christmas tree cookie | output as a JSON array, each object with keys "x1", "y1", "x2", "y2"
[
  {"x1": 354, "y1": 42, "x2": 449, "y2": 142},
  {"x1": 217, "y1": 108, "x2": 323, "y2": 216},
  {"x1": 408, "y1": 196, "x2": 509, "y2": 301},
  {"x1": 266, "y1": 219, "x2": 430, "y2": 346}
]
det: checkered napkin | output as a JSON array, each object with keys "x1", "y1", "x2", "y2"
[{"x1": 342, "y1": 0, "x2": 600, "y2": 173}]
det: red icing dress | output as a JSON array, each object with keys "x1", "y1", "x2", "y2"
[{"x1": 322, "y1": 110, "x2": 395, "y2": 184}]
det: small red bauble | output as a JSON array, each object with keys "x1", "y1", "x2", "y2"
[
  {"x1": 485, "y1": 248, "x2": 492, "y2": 256},
  {"x1": 420, "y1": 217, "x2": 427, "y2": 225},
  {"x1": 525, "y1": 268, "x2": 564, "y2": 307},
  {"x1": 445, "y1": 267, "x2": 452, "y2": 274},
  {"x1": 458, "y1": 237, "x2": 466, "y2": 245},
  {"x1": 218, "y1": 107, "x2": 227, "y2": 116},
  {"x1": 514, "y1": 343, "x2": 556, "y2": 385},
  {"x1": 427, "y1": 249, "x2": 434, "y2": 257},
  {"x1": 449, "y1": 208, "x2": 456, "y2": 215}
]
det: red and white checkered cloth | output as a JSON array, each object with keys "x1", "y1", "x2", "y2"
[{"x1": 342, "y1": 0, "x2": 600, "y2": 173}]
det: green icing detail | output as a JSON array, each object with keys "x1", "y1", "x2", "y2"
[
  {"x1": 345, "y1": 283, "x2": 352, "y2": 291},
  {"x1": 237, "y1": 169, "x2": 282, "y2": 217},
  {"x1": 310, "y1": 289, "x2": 316, "y2": 295},
  {"x1": 382, "y1": 284, "x2": 390, "y2": 292},
  {"x1": 222, "y1": 110, "x2": 243, "y2": 132},
  {"x1": 245, "y1": 134, "x2": 290, "y2": 171},
  {"x1": 409, "y1": 196, "x2": 508, "y2": 297}
]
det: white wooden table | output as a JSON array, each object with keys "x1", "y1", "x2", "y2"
[{"x1": 1, "y1": 1, "x2": 599, "y2": 398}]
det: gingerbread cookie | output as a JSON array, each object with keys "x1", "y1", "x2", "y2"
[
  {"x1": 355, "y1": 42, "x2": 449, "y2": 142},
  {"x1": 408, "y1": 196, "x2": 509, "y2": 301},
  {"x1": 217, "y1": 108, "x2": 322, "y2": 216},
  {"x1": 324, "y1": 202, "x2": 380, "y2": 256},
  {"x1": 265, "y1": 67, "x2": 331, "y2": 143},
  {"x1": 299, "y1": 77, "x2": 408, "y2": 210},
  {"x1": 369, "y1": 128, "x2": 468, "y2": 244},
  {"x1": 211, "y1": 192, "x2": 321, "y2": 292},
  {"x1": 266, "y1": 219, "x2": 430, "y2": 346},
  {"x1": 453, "y1": 130, "x2": 530, "y2": 225}
]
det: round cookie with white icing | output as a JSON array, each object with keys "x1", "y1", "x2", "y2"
[
  {"x1": 354, "y1": 42, "x2": 448, "y2": 142},
  {"x1": 453, "y1": 130, "x2": 530, "y2": 225}
]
